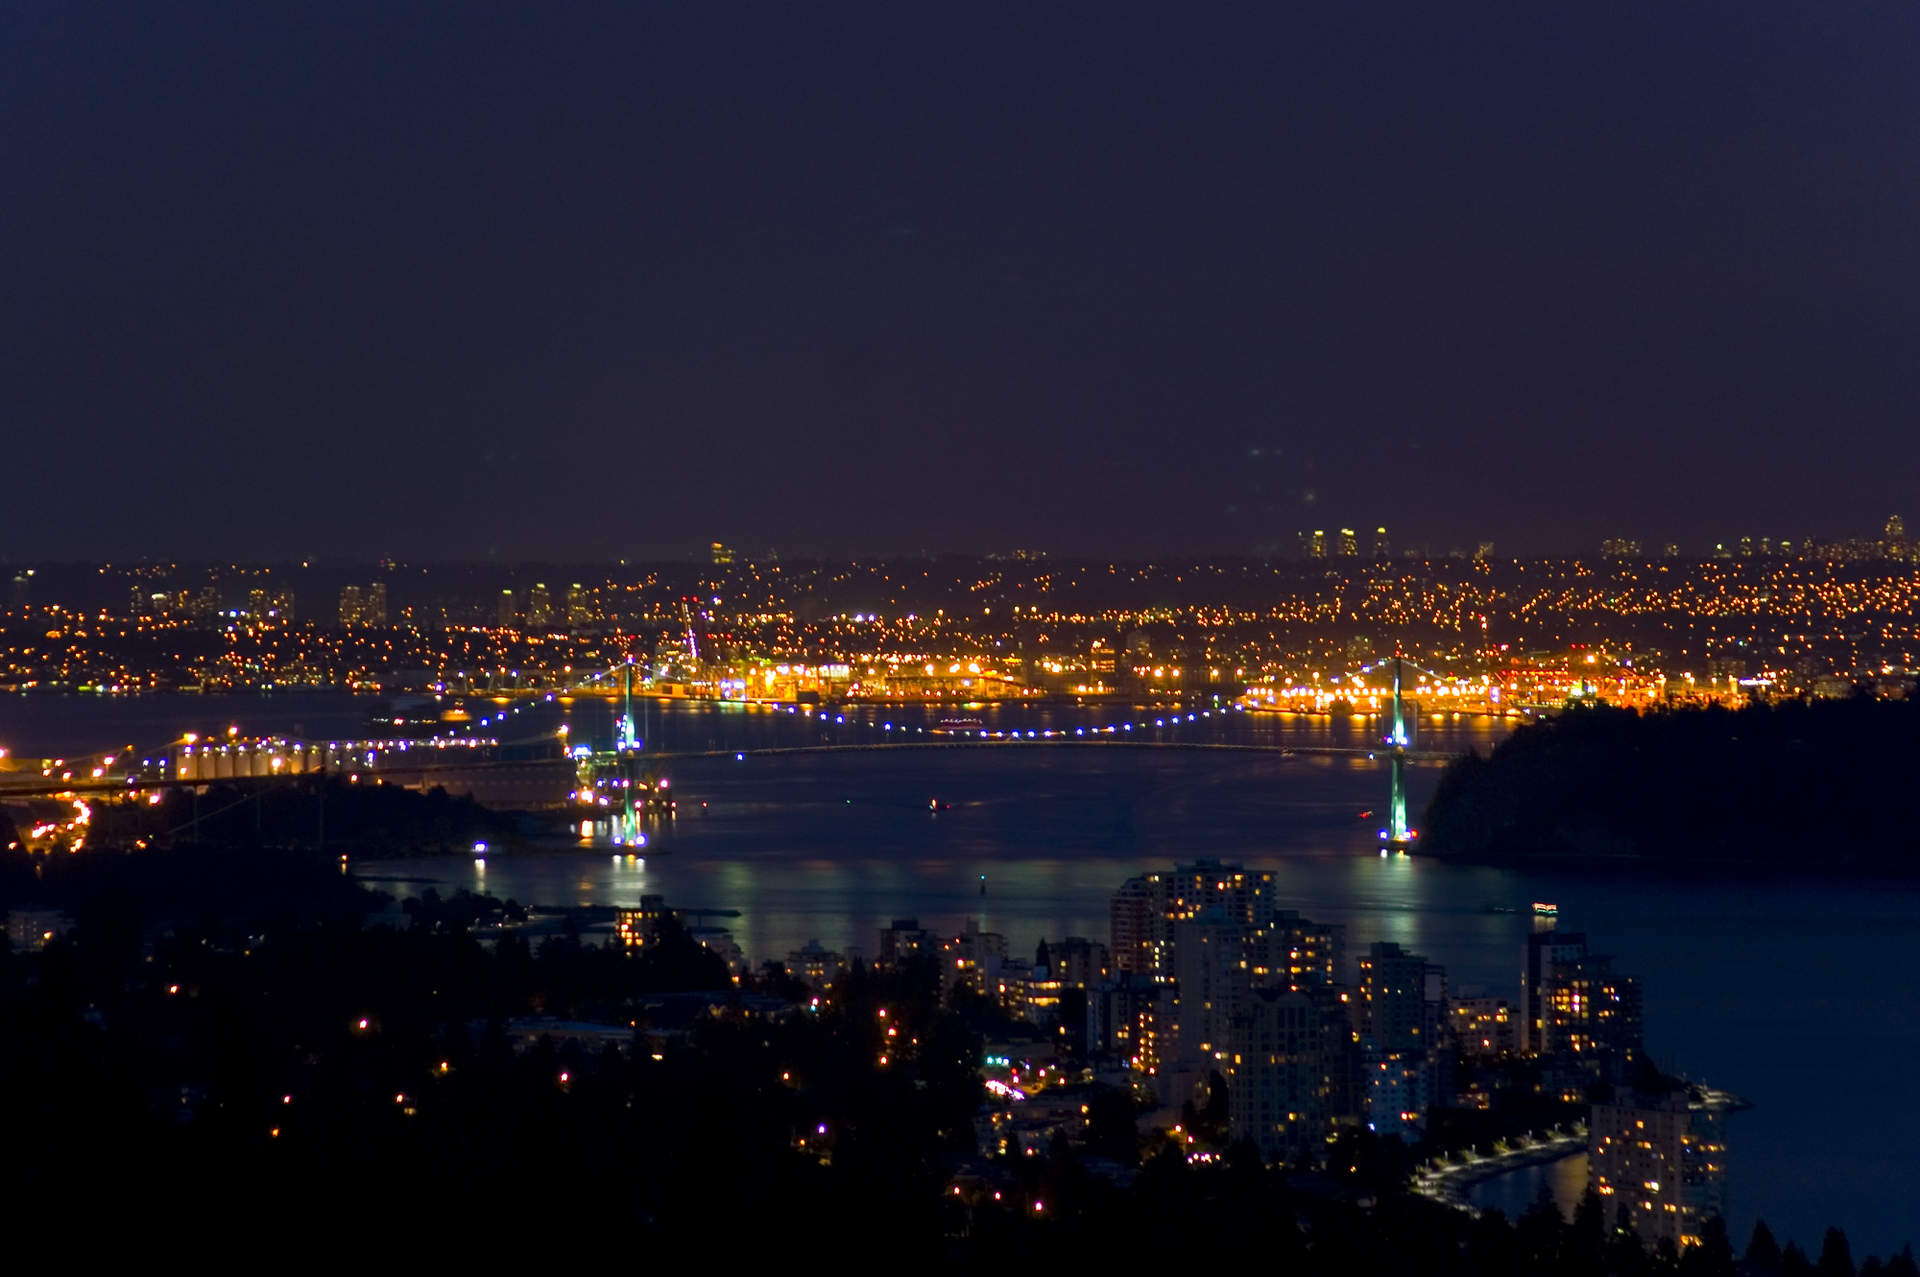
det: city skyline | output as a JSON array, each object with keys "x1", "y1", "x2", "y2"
[{"x1": 6, "y1": 4, "x2": 1919, "y2": 560}]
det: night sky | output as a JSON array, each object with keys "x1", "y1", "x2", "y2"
[{"x1": 5, "y1": 3, "x2": 1916, "y2": 561}]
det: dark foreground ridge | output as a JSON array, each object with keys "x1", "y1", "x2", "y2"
[
  {"x1": 3, "y1": 845, "x2": 1914, "y2": 1268},
  {"x1": 1421, "y1": 699, "x2": 1920, "y2": 873}
]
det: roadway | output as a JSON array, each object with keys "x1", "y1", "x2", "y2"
[{"x1": 0, "y1": 737, "x2": 1460, "y2": 799}]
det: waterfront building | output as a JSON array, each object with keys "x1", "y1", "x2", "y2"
[
  {"x1": 941, "y1": 919, "x2": 1010, "y2": 998},
  {"x1": 1524, "y1": 929, "x2": 1642, "y2": 1063},
  {"x1": 1589, "y1": 1084, "x2": 1728, "y2": 1249},
  {"x1": 785, "y1": 939, "x2": 845, "y2": 993},
  {"x1": 613, "y1": 895, "x2": 671, "y2": 950},
  {"x1": 878, "y1": 918, "x2": 937, "y2": 968},
  {"x1": 1107, "y1": 860, "x2": 1277, "y2": 981}
]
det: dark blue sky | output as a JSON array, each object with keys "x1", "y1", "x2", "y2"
[{"x1": 4, "y1": 3, "x2": 1915, "y2": 560}]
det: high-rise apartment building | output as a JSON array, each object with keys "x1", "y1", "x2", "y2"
[
  {"x1": 1357, "y1": 941, "x2": 1447, "y2": 1140},
  {"x1": 1589, "y1": 1085, "x2": 1727, "y2": 1249},
  {"x1": 564, "y1": 583, "x2": 592, "y2": 628},
  {"x1": 496, "y1": 590, "x2": 517, "y2": 629},
  {"x1": 1358, "y1": 941, "x2": 1442, "y2": 1054},
  {"x1": 1108, "y1": 861, "x2": 1277, "y2": 980},
  {"x1": 1336, "y1": 528, "x2": 1359, "y2": 557},
  {"x1": 1524, "y1": 929, "x2": 1642, "y2": 1062},
  {"x1": 1247, "y1": 911, "x2": 1344, "y2": 992},
  {"x1": 527, "y1": 583, "x2": 552, "y2": 628},
  {"x1": 1228, "y1": 988, "x2": 1325, "y2": 1164},
  {"x1": 1170, "y1": 909, "x2": 1245, "y2": 1097},
  {"x1": 1450, "y1": 995, "x2": 1516, "y2": 1057},
  {"x1": 337, "y1": 582, "x2": 385, "y2": 627}
]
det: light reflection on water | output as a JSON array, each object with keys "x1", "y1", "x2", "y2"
[
  {"x1": 9, "y1": 695, "x2": 1914, "y2": 1253},
  {"x1": 357, "y1": 746, "x2": 1920, "y2": 1255},
  {"x1": 1466, "y1": 1153, "x2": 1591, "y2": 1222}
]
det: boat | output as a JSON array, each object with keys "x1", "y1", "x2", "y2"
[
  {"x1": 936, "y1": 716, "x2": 984, "y2": 732},
  {"x1": 1531, "y1": 901, "x2": 1559, "y2": 916}
]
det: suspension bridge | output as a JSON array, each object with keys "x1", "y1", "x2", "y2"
[{"x1": 4, "y1": 653, "x2": 1466, "y2": 854}]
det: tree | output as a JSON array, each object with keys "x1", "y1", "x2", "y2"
[
  {"x1": 1516, "y1": 1182, "x2": 1568, "y2": 1271},
  {"x1": 1680, "y1": 1214, "x2": 1738, "y2": 1277},
  {"x1": 1563, "y1": 1185, "x2": 1606, "y2": 1276},
  {"x1": 1748, "y1": 1220, "x2": 1786, "y2": 1275},
  {"x1": 1818, "y1": 1227, "x2": 1857, "y2": 1277},
  {"x1": 1082, "y1": 1085, "x2": 1140, "y2": 1166}
]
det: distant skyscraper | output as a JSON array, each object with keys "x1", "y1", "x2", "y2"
[
  {"x1": 337, "y1": 586, "x2": 363, "y2": 628},
  {"x1": 1336, "y1": 528, "x2": 1358, "y2": 557},
  {"x1": 366, "y1": 581, "x2": 389, "y2": 627},
  {"x1": 1887, "y1": 514, "x2": 1908, "y2": 560},
  {"x1": 564, "y1": 583, "x2": 591, "y2": 628},
  {"x1": 1307, "y1": 530, "x2": 1327, "y2": 559},
  {"x1": 527, "y1": 583, "x2": 552, "y2": 628},
  {"x1": 1371, "y1": 527, "x2": 1390, "y2": 558},
  {"x1": 497, "y1": 589, "x2": 517, "y2": 629},
  {"x1": 10, "y1": 571, "x2": 30, "y2": 612},
  {"x1": 709, "y1": 541, "x2": 736, "y2": 566}
]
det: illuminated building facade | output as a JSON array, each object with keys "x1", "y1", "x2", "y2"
[
  {"x1": 1247, "y1": 911, "x2": 1343, "y2": 992},
  {"x1": 1357, "y1": 941, "x2": 1448, "y2": 1139},
  {"x1": 1525, "y1": 929, "x2": 1643, "y2": 1062},
  {"x1": 1450, "y1": 995, "x2": 1516, "y2": 1057},
  {"x1": 1589, "y1": 1086, "x2": 1727, "y2": 1249},
  {"x1": 614, "y1": 895, "x2": 671, "y2": 949},
  {"x1": 784, "y1": 939, "x2": 845, "y2": 993},
  {"x1": 1228, "y1": 987, "x2": 1325, "y2": 1163}
]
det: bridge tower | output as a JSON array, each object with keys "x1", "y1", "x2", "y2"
[
  {"x1": 613, "y1": 658, "x2": 645, "y2": 848},
  {"x1": 1381, "y1": 655, "x2": 1415, "y2": 852}
]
